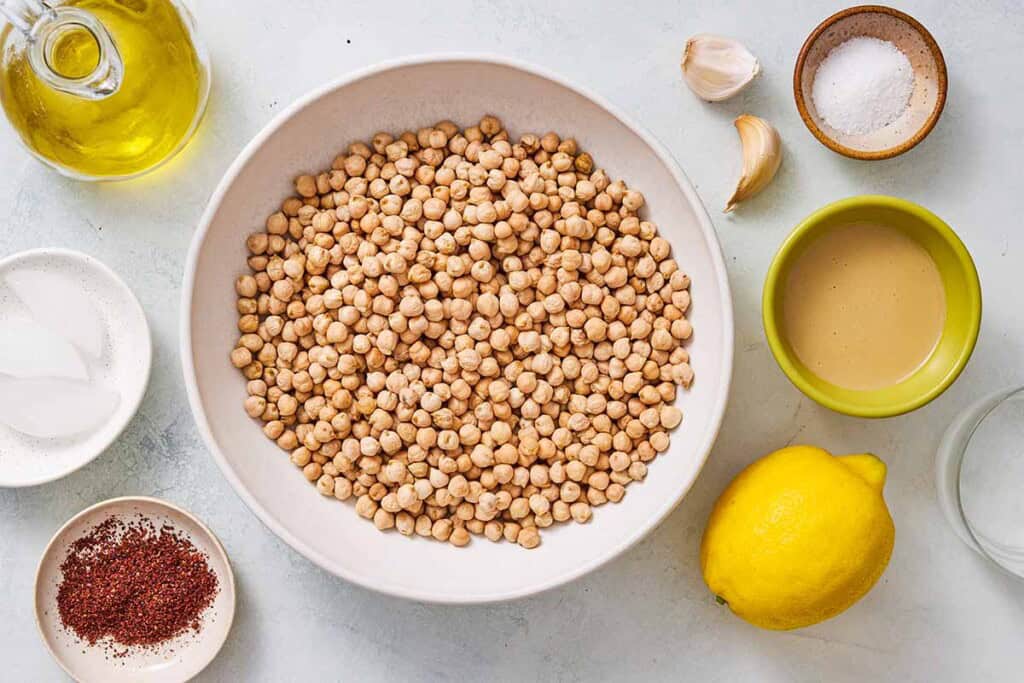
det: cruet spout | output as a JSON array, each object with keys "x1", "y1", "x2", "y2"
[{"x1": 1, "y1": 0, "x2": 123, "y2": 99}]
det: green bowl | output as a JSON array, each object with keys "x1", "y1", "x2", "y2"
[{"x1": 763, "y1": 196, "x2": 981, "y2": 418}]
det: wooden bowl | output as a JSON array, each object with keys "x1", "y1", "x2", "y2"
[{"x1": 794, "y1": 5, "x2": 947, "y2": 160}]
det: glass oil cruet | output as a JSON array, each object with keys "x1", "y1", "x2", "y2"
[{"x1": 0, "y1": 0, "x2": 210, "y2": 180}]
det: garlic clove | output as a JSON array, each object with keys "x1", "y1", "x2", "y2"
[
  {"x1": 725, "y1": 114, "x2": 782, "y2": 213},
  {"x1": 681, "y1": 34, "x2": 760, "y2": 102}
]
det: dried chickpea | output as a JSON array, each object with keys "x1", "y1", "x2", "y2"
[{"x1": 232, "y1": 118, "x2": 695, "y2": 548}]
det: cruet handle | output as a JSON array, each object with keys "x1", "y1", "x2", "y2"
[{"x1": 0, "y1": 0, "x2": 123, "y2": 99}]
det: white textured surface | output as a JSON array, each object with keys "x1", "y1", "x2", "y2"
[{"x1": 1, "y1": 0, "x2": 1022, "y2": 680}]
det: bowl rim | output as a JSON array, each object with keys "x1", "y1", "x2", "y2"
[
  {"x1": 33, "y1": 495, "x2": 237, "y2": 683},
  {"x1": 762, "y1": 194, "x2": 981, "y2": 418},
  {"x1": 179, "y1": 53, "x2": 734, "y2": 603},
  {"x1": 793, "y1": 4, "x2": 949, "y2": 161},
  {"x1": 0, "y1": 247, "x2": 153, "y2": 488}
]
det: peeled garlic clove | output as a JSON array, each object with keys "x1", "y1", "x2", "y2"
[
  {"x1": 681, "y1": 34, "x2": 760, "y2": 102},
  {"x1": 725, "y1": 114, "x2": 782, "y2": 213}
]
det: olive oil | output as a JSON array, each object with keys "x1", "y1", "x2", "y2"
[
  {"x1": 49, "y1": 25, "x2": 100, "y2": 79},
  {"x1": 0, "y1": 0, "x2": 209, "y2": 179}
]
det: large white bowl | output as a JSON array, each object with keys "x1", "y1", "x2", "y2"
[{"x1": 182, "y1": 55, "x2": 733, "y2": 603}]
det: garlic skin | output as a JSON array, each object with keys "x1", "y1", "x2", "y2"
[
  {"x1": 681, "y1": 34, "x2": 760, "y2": 102},
  {"x1": 725, "y1": 115, "x2": 782, "y2": 213}
]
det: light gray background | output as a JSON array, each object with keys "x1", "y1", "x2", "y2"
[{"x1": 2, "y1": 0, "x2": 1022, "y2": 680}]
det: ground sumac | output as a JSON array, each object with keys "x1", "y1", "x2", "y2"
[{"x1": 56, "y1": 516, "x2": 218, "y2": 648}]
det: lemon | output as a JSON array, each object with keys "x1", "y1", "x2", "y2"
[{"x1": 700, "y1": 445, "x2": 895, "y2": 630}]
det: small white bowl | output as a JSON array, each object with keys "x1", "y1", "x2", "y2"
[
  {"x1": 35, "y1": 497, "x2": 236, "y2": 683},
  {"x1": 182, "y1": 54, "x2": 734, "y2": 603},
  {"x1": 0, "y1": 249, "x2": 151, "y2": 487}
]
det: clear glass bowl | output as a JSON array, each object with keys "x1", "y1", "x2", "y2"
[{"x1": 936, "y1": 386, "x2": 1024, "y2": 577}]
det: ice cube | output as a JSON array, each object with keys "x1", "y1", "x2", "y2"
[
  {"x1": 5, "y1": 269, "x2": 106, "y2": 359},
  {"x1": 0, "y1": 377, "x2": 119, "y2": 438},
  {"x1": 0, "y1": 315, "x2": 89, "y2": 381}
]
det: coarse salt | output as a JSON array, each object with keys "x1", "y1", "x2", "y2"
[{"x1": 811, "y1": 36, "x2": 915, "y2": 136}]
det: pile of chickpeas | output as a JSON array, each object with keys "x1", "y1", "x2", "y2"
[{"x1": 231, "y1": 116, "x2": 694, "y2": 549}]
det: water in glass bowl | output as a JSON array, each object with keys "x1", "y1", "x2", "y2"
[{"x1": 959, "y1": 388, "x2": 1024, "y2": 577}]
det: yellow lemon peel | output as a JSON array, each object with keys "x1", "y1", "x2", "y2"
[{"x1": 700, "y1": 445, "x2": 895, "y2": 630}]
